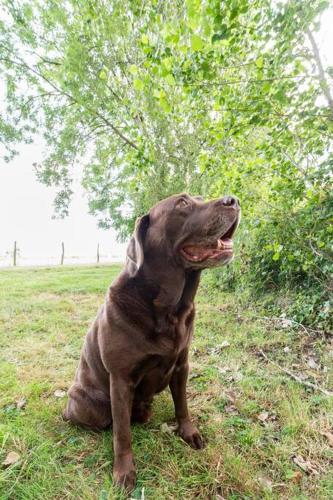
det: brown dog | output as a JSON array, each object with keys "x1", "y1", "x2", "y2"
[{"x1": 64, "y1": 193, "x2": 240, "y2": 491}]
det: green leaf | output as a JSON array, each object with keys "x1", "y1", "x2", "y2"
[
  {"x1": 159, "y1": 96, "x2": 171, "y2": 112},
  {"x1": 256, "y1": 56, "x2": 264, "y2": 69},
  {"x1": 262, "y1": 81, "x2": 270, "y2": 93},
  {"x1": 275, "y1": 89, "x2": 286, "y2": 104},
  {"x1": 133, "y1": 78, "x2": 144, "y2": 91},
  {"x1": 190, "y1": 34, "x2": 204, "y2": 51},
  {"x1": 164, "y1": 74, "x2": 176, "y2": 86},
  {"x1": 99, "y1": 69, "x2": 107, "y2": 80},
  {"x1": 141, "y1": 33, "x2": 149, "y2": 45},
  {"x1": 129, "y1": 65, "x2": 138, "y2": 75},
  {"x1": 162, "y1": 58, "x2": 172, "y2": 71},
  {"x1": 212, "y1": 23, "x2": 229, "y2": 43}
]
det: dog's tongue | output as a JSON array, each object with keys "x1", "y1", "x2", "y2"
[{"x1": 183, "y1": 238, "x2": 233, "y2": 260}]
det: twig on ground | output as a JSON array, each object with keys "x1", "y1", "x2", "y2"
[
  {"x1": 199, "y1": 304, "x2": 325, "y2": 337},
  {"x1": 257, "y1": 315, "x2": 324, "y2": 337},
  {"x1": 258, "y1": 349, "x2": 333, "y2": 397}
]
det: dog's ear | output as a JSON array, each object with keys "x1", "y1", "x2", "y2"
[{"x1": 126, "y1": 214, "x2": 150, "y2": 277}]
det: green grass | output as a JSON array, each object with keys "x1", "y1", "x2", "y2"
[{"x1": 0, "y1": 265, "x2": 332, "y2": 499}]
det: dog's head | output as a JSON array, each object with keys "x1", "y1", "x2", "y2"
[{"x1": 126, "y1": 193, "x2": 241, "y2": 276}]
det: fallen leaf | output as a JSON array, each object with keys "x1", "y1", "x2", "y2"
[
  {"x1": 292, "y1": 455, "x2": 319, "y2": 475},
  {"x1": 225, "y1": 390, "x2": 237, "y2": 404},
  {"x1": 160, "y1": 423, "x2": 177, "y2": 434},
  {"x1": 322, "y1": 431, "x2": 333, "y2": 447},
  {"x1": 218, "y1": 366, "x2": 232, "y2": 374},
  {"x1": 225, "y1": 405, "x2": 239, "y2": 415},
  {"x1": 226, "y1": 371, "x2": 243, "y2": 382},
  {"x1": 2, "y1": 451, "x2": 20, "y2": 467},
  {"x1": 307, "y1": 358, "x2": 318, "y2": 370},
  {"x1": 221, "y1": 340, "x2": 230, "y2": 348},
  {"x1": 289, "y1": 470, "x2": 302, "y2": 484},
  {"x1": 16, "y1": 398, "x2": 27, "y2": 409},
  {"x1": 257, "y1": 475, "x2": 273, "y2": 490},
  {"x1": 54, "y1": 390, "x2": 66, "y2": 398},
  {"x1": 207, "y1": 341, "x2": 230, "y2": 355},
  {"x1": 257, "y1": 411, "x2": 269, "y2": 422}
]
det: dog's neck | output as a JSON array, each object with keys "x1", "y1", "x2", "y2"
[
  {"x1": 140, "y1": 264, "x2": 201, "y2": 334},
  {"x1": 142, "y1": 261, "x2": 201, "y2": 308}
]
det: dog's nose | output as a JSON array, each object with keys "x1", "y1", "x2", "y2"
[{"x1": 220, "y1": 196, "x2": 240, "y2": 208}]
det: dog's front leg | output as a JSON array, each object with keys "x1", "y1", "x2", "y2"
[
  {"x1": 110, "y1": 374, "x2": 136, "y2": 492},
  {"x1": 169, "y1": 353, "x2": 204, "y2": 449}
]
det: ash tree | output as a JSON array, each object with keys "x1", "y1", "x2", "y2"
[{"x1": 1, "y1": 0, "x2": 332, "y2": 329}]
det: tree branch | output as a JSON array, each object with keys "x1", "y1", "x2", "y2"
[
  {"x1": 180, "y1": 74, "x2": 317, "y2": 87},
  {"x1": 259, "y1": 349, "x2": 333, "y2": 397},
  {"x1": 307, "y1": 29, "x2": 333, "y2": 119},
  {"x1": 0, "y1": 56, "x2": 140, "y2": 152}
]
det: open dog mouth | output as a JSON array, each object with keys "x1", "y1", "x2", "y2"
[{"x1": 180, "y1": 219, "x2": 238, "y2": 263}]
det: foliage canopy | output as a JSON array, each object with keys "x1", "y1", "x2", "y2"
[{"x1": 1, "y1": 0, "x2": 332, "y2": 329}]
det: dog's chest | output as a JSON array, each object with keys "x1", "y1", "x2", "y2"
[
  {"x1": 130, "y1": 303, "x2": 194, "y2": 390},
  {"x1": 156, "y1": 304, "x2": 194, "y2": 354}
]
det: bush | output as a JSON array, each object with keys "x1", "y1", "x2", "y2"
[{"x1": 206, "y1": 189, "x2": 333, "y2": 333}]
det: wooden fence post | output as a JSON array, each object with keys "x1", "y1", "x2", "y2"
[
  {"x1": 97, "y1": 243, "x2": 100, "y2": 264},
  {"x1": 13, "y1": 241, "x2": 17, "y2": 266},
  {"x1": 60, "y1": 242, "x2": 65, "y2": 265}
]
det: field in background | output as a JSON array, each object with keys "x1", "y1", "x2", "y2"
[
  {"x1": 0, "y1": 265, "x2": 332, "y2": 499},
  {"x1": 0, "y1": 256, "x2": 125, "y2": 268}
]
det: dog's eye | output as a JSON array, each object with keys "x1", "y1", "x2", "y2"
[{"x1": 176, "y1": 198, "x2": 190, "y2": 209}]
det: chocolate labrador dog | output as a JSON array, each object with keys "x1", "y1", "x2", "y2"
[{"x1": 64, "y1": 193, "x2": 240, "y2": 491}]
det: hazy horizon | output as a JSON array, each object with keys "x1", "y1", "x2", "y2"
[{"x1": 0, "y1": 139, "x2": 127, "y2": 267}]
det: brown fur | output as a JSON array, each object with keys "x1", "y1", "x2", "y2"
[{"x1": 64, "y1": 193, "x2": 240, "y2": 491}]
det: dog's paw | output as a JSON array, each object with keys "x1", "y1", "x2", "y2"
[
  {"x1": 178, "y1": 421, "x2": 205, "y2": 449},
  {"x1": 113, "y1": 456, "x2": 136, "y2": 492}
]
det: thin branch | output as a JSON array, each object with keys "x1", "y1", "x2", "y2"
[
  {"x1": 200, "y1": 305, "x2": 326, "y2": 337},
  {"x1": 24, "y1": 49, "x2": 62, "y2": 66},
  {"x1": 92, "y1": 110, "x2": 139, "y2": 150},
  {"x1": 259, "y1": 349, "x2": 333, "y2": 396},
  {"x1": 1, "y1": 56, "x2": 140, "y2": 151},
  {"x1": 307, "y1": 29, "x2": 333, "y2": 119},
  {"x1": 20, "y1": 91, "x2": 60, "y2": 110},
  {"x1": 180, "y1": 74, "x2": 318, "y2": 87},
  {"x1": 308, "y1": 240, "x2": 333, "y2": 263},
  {"x1": 257, "y1": 315, "x2": 324, "y2": 336}
]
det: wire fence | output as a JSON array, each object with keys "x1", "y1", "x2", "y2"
[{"x1": 0, "y1": 241, "x2": 125, "y2": 268}]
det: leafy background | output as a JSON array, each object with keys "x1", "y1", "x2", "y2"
[{"x1": 0, "y1": 0, "x2": 332, "y2": 332}]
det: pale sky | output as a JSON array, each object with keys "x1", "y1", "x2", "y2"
[
  {"x1": 0, "y1": 8, "x2": 332, "y2": 267},
  {"x1": 0, "y1": 138, "x2": 127, "y2": 266}
]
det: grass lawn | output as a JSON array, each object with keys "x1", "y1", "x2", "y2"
[{"x1": 0, "y1": 265, "x2": 332, "y2": 499}]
